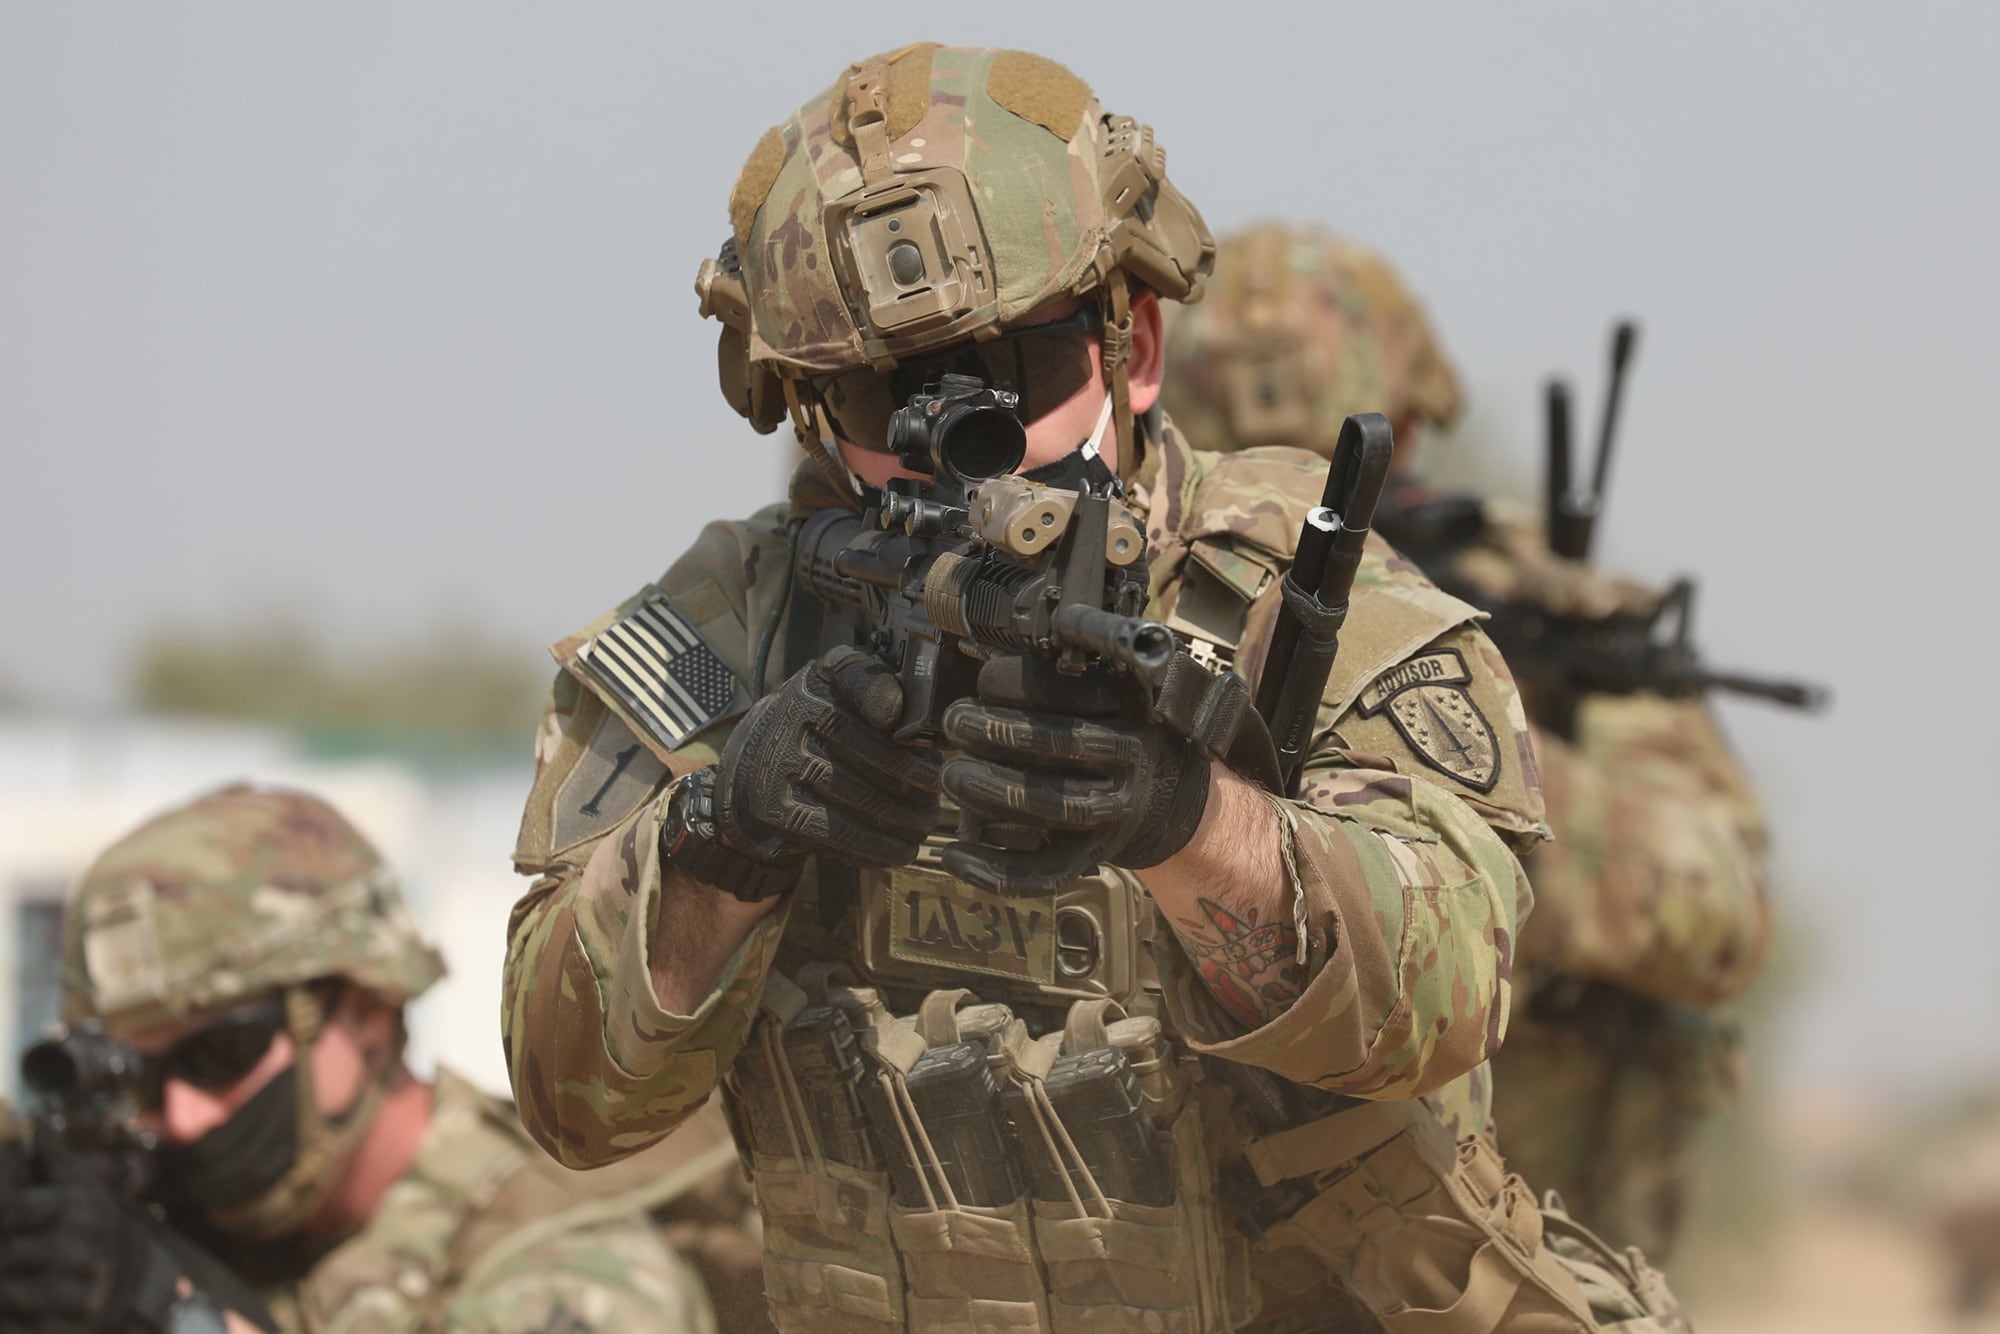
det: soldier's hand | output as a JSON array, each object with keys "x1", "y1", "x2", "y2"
[
  {"x1": 0, "y1": 1177, "x2": 180, "y2": 1332},
  {"x1": 939, "y1": 656, "x2": 1211, "y2": 891},
  {"x1": 714, "y1": 645, "x2": 944, "y2": 869}
]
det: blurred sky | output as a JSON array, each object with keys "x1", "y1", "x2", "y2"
[{"x1": 2, "y1": 2, "x2": 1995, "y2": 1099}]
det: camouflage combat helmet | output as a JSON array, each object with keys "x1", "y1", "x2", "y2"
[
  {"x1": 1160, "y1": 223, "x2": 1463, "y2": 457},
  {"x1": 63, "y1": 783, "x2": 445, "y2": 1033},
  {"x1": 62, "y1": 784, "x2": 446, "y2": 1240},
  {"x1": 695, "y1": 43, "x2": 1214, "y2": 479}
]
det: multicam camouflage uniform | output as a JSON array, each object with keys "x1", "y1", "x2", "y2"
[
  {"x1": 504, "y1": 46, "x2": 1684, "y2": 1332},
  {"x1": 1443, "y1": 507, "x2": 1771, "y2": 1259},
  {"x1": 1163, "y1": 224, "x2": 1773, "y2": 1259},
  {"x1": 61, "y1": 784, "x2": 720, "y2": 1333},
  {"x1": 258, "y1": 1068, "x2": 722, "y2": 1333}
]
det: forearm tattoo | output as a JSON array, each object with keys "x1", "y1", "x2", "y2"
[{"x1": 1173, "y1": 895, "x2": 1305, "y2": 1027}]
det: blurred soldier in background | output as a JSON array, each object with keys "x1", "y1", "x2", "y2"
[
  {"x1": 1163, "y1": 222, "x2": 1774, "y2": 1259},
  {"x1": 5, "y1": 783, "x2": 726, "y2": 1331},
  {"x1": 502, "y1": 43, "x2": 1687, "y2": 1332}
]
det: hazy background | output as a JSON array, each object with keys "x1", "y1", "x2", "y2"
[{"x1": 2, "y1": 4, "x2": 1996, "y2": 1321}]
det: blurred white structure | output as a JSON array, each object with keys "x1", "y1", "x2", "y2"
[{"x1": 0, "y1": 713, "x2": 530, "y2": 1098}]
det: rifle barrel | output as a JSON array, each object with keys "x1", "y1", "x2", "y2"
[
  {"x1": 1689, "y1": 669, "x2": 1831, "y2": 711},
  {"x1": 1052, "y1": 604, "x2": 1175, "y2": 678}
]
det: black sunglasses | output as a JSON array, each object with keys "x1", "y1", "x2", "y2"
[
  {"x1": 813, "y1": 304, "x2": 1101, "y2": 452},
  {"x1": 136, "y1": 980, "x2": 340, "y2": 1107}
]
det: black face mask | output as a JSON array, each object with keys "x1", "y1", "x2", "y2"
[
  {"x1": 158, "y1": 1066, "x2": 301, "y2": 1211},
  {"x1": 1020, "y1": 439, "x2": 1118, "y2": 493}
]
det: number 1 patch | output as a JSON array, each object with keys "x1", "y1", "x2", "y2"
[
  {"x1": 552, "y1": 709, "x2": 669, "y2": 852},
  {"x1": 1356, "y1": 649, "x2": 1501, "y2": 792}
]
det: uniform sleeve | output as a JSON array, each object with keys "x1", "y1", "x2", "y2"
[
  {"x1": 503, "y1": 784, "x2": 789, "y2": 1168},
  {"x1": 1166, "y1": 623, "x2": 1540, "y2": 1101},
  {"x1": 1519, "y1": 694, "x2": 1771, "y2": 1007},
  {"x1": 440, "y1": 1214, "x2": 718, "y2": 1334},
  {"x1": 503, "y1": 513, "x2": 792, "y2": 1169}
]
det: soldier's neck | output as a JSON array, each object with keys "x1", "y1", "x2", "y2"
[{"x1": 301, "y1": 1067, "x2": 433, "y2": 1240}]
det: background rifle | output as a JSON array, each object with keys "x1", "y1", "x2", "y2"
[
  {"x1": 17, "y1": 1019, "x2": 157, "y2": 1198},
  {"x1": 1547, "y1": 319, "x2": 1637, "y2": 562},
  {"x1": 1472, "y1": 576, "x2": 1829, "y2": 739},
  {"x1": 10, "y1": 1023, "x2": 281, "y2": 1331},
  {"x1": 1376, "y1": 318, "x2": 1827, "y2": 739}
]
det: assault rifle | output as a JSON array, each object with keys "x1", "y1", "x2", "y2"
[
  {"x1": 8, "y1": 1023, "x2": 281, "y2": 1331},
  {"x1": 1376, "y1": 320, "x2": 1828, "y2": 739},
  {"x1": 15, "y1": 1020, "x2": 158, "y2": 1197},
  {"x1": 790, "y1": 373, "x2": 1266, "y2": 893}
]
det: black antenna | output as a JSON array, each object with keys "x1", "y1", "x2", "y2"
[
  {"x1": 1547, "y1": 319, "x2": 1638, "y2": 560},
  {"x1": 1256, "y1": 413, "x2": 1395, "y2": 790},
  {"x1": 1544, "y1": 379, "x2": 1583, "y2": 558},
  {"x1": 1590, "y1": 320, "x2": 1639, "y2": 511}
]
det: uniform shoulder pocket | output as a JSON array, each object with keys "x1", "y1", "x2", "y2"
[{"x1": 555, "y1": 582, "x2": 751, "y2": 763}]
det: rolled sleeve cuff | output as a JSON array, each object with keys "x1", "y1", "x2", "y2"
[
  {"x1": 590, "y1": 793, "x2": 785, "y2": 1080},
  {"x1": 1166, "y1": 789, "x2": 1504, "y2": 1101}
]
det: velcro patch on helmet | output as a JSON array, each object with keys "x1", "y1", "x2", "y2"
[
  {"x1": 573, "y1": 587, "x2": 748, "y2": 753},
  {"x1": 730, "y1": 125, "x2": 787, "y2": 253},
  {"x1": 986, "y1": 50, "x2": 1092, "y2": 140},
  {"x1": 79, "y1": 879, "x2": 167, "y2": 1016},
  {"x1": 829, "y1": 42, "x2": 940, "y2": 150}
]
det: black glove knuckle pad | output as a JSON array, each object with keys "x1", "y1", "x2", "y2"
[
  {"x1": 943, "y1": 654, "x2": 1213, "y2": 876},
  {"x1": 719, "y1": 649, "x2": 940, "y2": 868}
]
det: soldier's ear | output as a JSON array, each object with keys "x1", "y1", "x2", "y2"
[
  {"x1": 328, "y1": 983, "x2": 399, "y2": 1047},
  {"x1": 1127, "y1": 289, "x2": 1164, "y2": 416}
]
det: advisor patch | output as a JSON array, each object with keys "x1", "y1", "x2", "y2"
[
  {"x1": 1357, "y1": 649, "x2": 1500, "y2": 792},
  {"x1": 573, "y1": 588, "x2": 746, "y2": 753}
]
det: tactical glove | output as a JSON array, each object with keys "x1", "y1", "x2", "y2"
[
  {"x1": 713, "y1": 644, "x2": 944, "y2": 872},
  {"x1": 0, "y1": 1177, "x2": 205, "y2": 1333},
  {"x1": 939, "y1": 655, "x2": 1211, "y2": 892}
]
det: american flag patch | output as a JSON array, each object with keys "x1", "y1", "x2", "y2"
[{"x1": 575, "y1": 592, "x2": 743, "y2": 751}]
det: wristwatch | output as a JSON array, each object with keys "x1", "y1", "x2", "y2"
[{"x1": 658, "y1": 766, "x2": 801, "y2": 902}]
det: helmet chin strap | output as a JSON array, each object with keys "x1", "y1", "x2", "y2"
[
  {"x1": 205, "y1": 982, "x2": 396, "y2": 1241},
  {"x1": 1099, "y1": 268, "x2": 1138, "y2": 481},
  {"x1": 783, "y1": 379, "x2": 866, "y2": 509}
]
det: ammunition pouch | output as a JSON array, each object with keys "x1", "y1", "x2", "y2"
[
  {"x1": 726, "y1": 981, "x2": 1243, "y2": 1333},
  {"x1": 1537, "y1": 1198, "x2": 1692, "y2": 1333},
  {"x1": 729, "y1": 972, "x2": 1688, "y2": 1333},
  {"x1": 1240, "y1": 1102, "x2": 1600, "y2": 1332},
  {"x1": 1230, "y1": 1097, "x2": 1692, "y2": 1333}
]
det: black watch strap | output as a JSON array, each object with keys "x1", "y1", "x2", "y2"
[{"x1": 659, "y1": 767, "x2": 801, "y2": 902}]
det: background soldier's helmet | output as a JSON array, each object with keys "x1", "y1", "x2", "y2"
[
  {"x1": 63, "y1": 784, "x2": 446, "y2": 1032},
  {"x1": 696, "y1": 43, "x2": 1214, "y2": 471},
  {"x1": 1160, "y1": 223, "x2": 1464, "y2": 457}
]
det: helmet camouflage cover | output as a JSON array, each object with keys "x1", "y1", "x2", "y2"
[
  {"x1": 63, "y1": 784, "x2": 446, "y2": 1032},
  {"x1": 697, "y1": 43, "x2": 1214, "y2": 442},
  {"x1": 1161, "y1": 223, "x2": 1463, "y2": 456}
]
